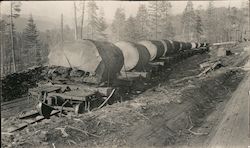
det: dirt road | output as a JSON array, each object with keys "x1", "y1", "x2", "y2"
[{"x1": 207, "y1": 71, "x2": 250, "y2": 147}]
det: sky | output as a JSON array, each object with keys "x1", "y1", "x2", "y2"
[{"x1": 1, "y1": 1, "x2": 246, "y2": 29}]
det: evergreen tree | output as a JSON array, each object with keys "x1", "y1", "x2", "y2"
[
  {"x1": 148, "y1": 1, "x2": 161, "y2": 39},
  {"x1": 86, "y1": 1, "x2": 99, "y2": 39},
  {"x1": 158, "y1": 1, "x2": 175, "y2": 39},
  {"x1": 8, "y1": 1, "x2": 22, "y2": 72},
  {"x1": 123, "y1": 16, "x2": 141, "y2": 42},
  {"x1": 194, "y1": 6, "x2": 204, "y2": 41},
  {"x1": 182, "y1": 0, "x2": 196, "y2": 41},
  {"x1": 23, "y1": 15, "x2": 42, "y2": 66},
  {"x1": 205, "y1": 1, "x2": 216, "y2": 42},
  {"x1": 111, "y1": 8, "x2": 126, "y2": 41},
  {"x1": 135, "y1": 4, "x2": 150, "y2": 40},
  {"x1": 97, "y1": 7, "x2": 108, "y2": 41}
]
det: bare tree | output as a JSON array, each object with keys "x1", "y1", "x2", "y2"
[
  {"x1": 74, "y1": 1, "x2": 78, "y2": 40},
  {"x1": 9, "y1": 1, "x2": 21, "y2": 73},
  {"x1": 80, "y1": 1, "x2": 85, "y2": 39},
  {"x1": 61, "y1": 13, "x2": 64, "y2": 43},
  {"x1": 0, "y1": 3, "x2": 3, "y2": 76}
]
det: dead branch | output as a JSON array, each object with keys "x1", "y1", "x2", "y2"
[
  {"x1": 188, "y1": 126, "x2": 208, "y2": 136},
  {"x1": 73, "y1": 118, "x2": 84, "y2": 123},
  {"x1": 66, "y1": 126, "x2": 100, "y2": 138},
  {"x1": 55, "y1": 127, "x2": 69, "y2": 137},
  {"x1": 1, "y1": 132, "x2": 14, "y2": 135},
  {"x1": 52, "y1": 143, "x2": 56, "y2": 148},
  {"x1": 67, "y1": 139, "x2": 77, "y2": 145}
]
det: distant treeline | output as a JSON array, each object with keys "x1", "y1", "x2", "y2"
[{"x1": 0, "y1": 1, "x2": 249, "y2": 75}]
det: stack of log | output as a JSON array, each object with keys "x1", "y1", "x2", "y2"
[{"x1": 1, "y1": 66, "x2": 45, "y2": 102}]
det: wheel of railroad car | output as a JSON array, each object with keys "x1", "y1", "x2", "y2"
[
  {"x1": 36, "y1": 101, "x2": 54, "y2": 119},
  {"x1": 74, "y1": 102, "x2": 85, "y2": 115}
]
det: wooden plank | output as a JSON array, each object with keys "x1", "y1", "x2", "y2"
[
  {"x1": 118, "y1": 71, "x2": 150, "y2": 80},
  {"x1": 212, "y1": 41, "x2": 236, "y2": 46},
  {"x1": 8, "y1": 110, "x2": 60, "y2": 133},
  {"x1": 149, "y1": 61, "x2": 165, "y2": 66},
  {"x1": 38, "y1": 83, "x2": 110, "y2": 96},
  {"x1": 48, "y1": 93, "x2": 87, "y2": 101}
]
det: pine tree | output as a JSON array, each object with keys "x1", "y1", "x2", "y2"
[
  {"x1": 8, "y1": 1, "x2": 21, "y2": 72},
  {"x1": 111, "y1": 8, "x2": 126, "y2": 41},
  {"x1": 158, "y1": 1, "x2": 175, "y2": 39},
  {"x1": 194, "y1": 6, "x2": 203, "y2": 41},
  {"x1": 86, "y1": 1, "x2": 99, "y2": 39},
  {"x1": 23, "y1": 15, "x2": 42, "y2": 66},
  {"x1": 123, "y1": 16, "x2": 141, "y2": 42},
  {"x1": 135, "y1": 4, "x2": 150, "y2": 40},
  {"x1": 206, "y1": 1, "x2": 216, "y2": 42},
  {"x1": 97, "y1": 7, "x2": 108, "y2": 41},
  {"x1": 148, "y1": 1, "x2": 161, "y2": 39},
  {"x1": 182, "y1": 0, "x2": 196, "y2": 41}
]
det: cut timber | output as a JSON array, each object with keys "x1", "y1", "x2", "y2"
[
  {"x1": 198, "y1": 61, "x2": 223, "y2": 77},
  {"x1": 118, "y1": 72, "x2": 150, "y2": 80},
  {"x1": 8, "y1": 110, "x2": 60, "y2": 133},
  {"x1": 38, "y1": 83, "x2": 111, "y2": 96},
  {"x1": 48, "y1": 93, "x2": 89, "y2": 101},
  {"x1": 138, "y1": 40, "x2": 165, "y2": 61},
  {"x1": 115, "y1": 41, "x2": 150, "y2": 72},
  {"x1": 48, "y1": 40, "x2": 124, "y2": 84},
  {"x1": 212, "y1": 41, "x2": 236, "y2": 46},
  {"x1": 161, "y1": 40, "x2": 176, "y2": 56},
  {"x1": 29, "y1": 86, "x2": 62, "y2": 96},
  {"x1": 149, "y1": 61, "x2": 165, "y2": 66},
  {"x1": 53, "y1": 106, "x2": 75, "y2": 111}
]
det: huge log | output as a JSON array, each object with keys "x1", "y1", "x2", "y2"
[
  {"x1": 191, "y1": 42, "x2": 196, "y2": 49},
  {"x1": 185, "y1": 42, "x2": 192, "y2": 50},
  {"x1": 138, "y1": 40, "x2": 165, "y2": 61},
  {"x1": 160, "y1": 40, "x2": 176, "y2": 56},
  {"x1": 115, "y1": 41, "x2": 150, "y2": 72},
  {"x1": 48, "y1": 40, "x2": 124, "y2": 84},
  {"x1": 172, "y1": 41, "x2": 181, "y2": 51}
]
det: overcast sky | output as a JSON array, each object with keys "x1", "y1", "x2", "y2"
[{"x1": 1, "y1": 1, "x2": 245, "y2": 28}]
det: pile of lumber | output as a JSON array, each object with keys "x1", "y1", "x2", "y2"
[{"x1": 1, "y1": 66, "x2": 45, "y2": 102}]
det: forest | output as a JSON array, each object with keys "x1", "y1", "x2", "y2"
[{"x1": 0, "y1": 1, "x2": 249, "y2": 76}]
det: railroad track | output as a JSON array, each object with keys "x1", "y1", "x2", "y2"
[{"x1": 1, "y1": 96, "x2": 37, "y2": 118}]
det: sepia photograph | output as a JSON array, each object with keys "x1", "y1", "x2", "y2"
[{"x1": 0, "y1": 0, "x2": 250, "y2": 147}]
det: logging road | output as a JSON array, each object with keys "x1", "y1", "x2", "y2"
[{"x1": 208, "y1": 69, "x2": 250, "y2": 147}]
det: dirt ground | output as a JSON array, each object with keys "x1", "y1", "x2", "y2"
[{"x1": 1, "y1": 42, "x2": 250, "y2": 148}]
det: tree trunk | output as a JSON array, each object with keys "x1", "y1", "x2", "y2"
[
  {"x1": 61, "y1": 13, "x2": 64, "y2": 43},
  {"x1": 10, "y1": 2, "x2": 16, "y2": 72},
  {"x1": 248, "y1": 0, "x2": 250, "y2": 38},
  {"x1": 0, "y1": 3, "x2": 4, "y2": 77},
  {"x1": 74, "y1": 1, "x2": 78, "y2": 40},
  {"x1": 80, "y1": 1, "x2": 85, "y2": 39},
  {"x1": 155, "y1": 1, "x2": 158, "y2": 40}
]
